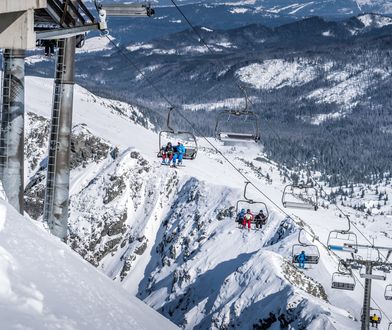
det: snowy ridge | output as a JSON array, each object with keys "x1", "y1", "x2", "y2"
[
  {"x1": 0, "y1": 202, "x2": 178, "y2": 329},
  {"x1": 236, "y1": 59, "x2": 319, "y2": 90},
  {"x1": 22, "y1": 76, "x2": 392, "y2": 329}
]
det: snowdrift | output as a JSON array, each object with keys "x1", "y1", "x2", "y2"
[{"x1": 0, "y1": 201, "x2": 178, "y2": 330}]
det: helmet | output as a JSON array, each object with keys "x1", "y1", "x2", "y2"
[
  {"x1": 247, "y1": 209, "x2": 251, "y2": 213},
  {"x1": 241, "y1": 208, "x2": 245, "y2": 212},
  {"x1": 259, "y1": 210, "x2": 264, "y2": 213}
]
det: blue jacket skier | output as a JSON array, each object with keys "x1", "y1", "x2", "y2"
[
  {"x1": 172, "y1": 142, "x2": 186, "y2": 167},
  {"x1": 237, "y1": 208, "x2": 246, "y2": 224},
  {"x1": 297, "y1": 251, "x2": 306, "y2": 269}
]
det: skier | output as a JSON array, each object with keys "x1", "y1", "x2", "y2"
[
  {"x1": 44, "y1": 40, "x2": 56, "y2": 57},
  {"x1": 254, "y1": 210, "x2": 267, "y2": 229},
  {"x1": 176, "y1": 142, "x2": 186, "y2": 166},
  {"x1": 370, "y1": 314, "x2": 380, "y2": 328},
  {"x1": 161, "y1": 142, "x2": 173, "y2": 165},
  {"x1": 172, "y1": 142, "x2": 186, "y2": 167},
  {"x1": 297, "y1": 251, "x2": 306, "y2": 269},
  {"x1": 237, "y1": 208, "x2": 246, "y2": 224},
  {"x1": 243, "y1": 209, "x2": 253, "y2": 231}
]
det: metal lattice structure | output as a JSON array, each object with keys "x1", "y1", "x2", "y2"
[{"x1": 0, "y1": 0, "x2": 154, "y2": 241}]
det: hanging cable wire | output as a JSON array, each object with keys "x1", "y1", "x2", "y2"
[
  {"x1": 168, "y1": 0, "x2": 392, "y2": 267},
  {"x1": 166, "y1": 2, "x2": 392, "y2": 319},
  {"x1": 104, "y1": 32, "x2": 392, "y2": 324}
]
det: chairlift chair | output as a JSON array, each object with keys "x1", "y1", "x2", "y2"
[
  {"x1": 331, "y1": 260, "x2": 355, "y2": 291},
  {"x1": 363, "y1": 308, "x2": 382, "y2": 326},
  {"x1": 327, "y1": 216, "x2": 358, "y2": 254},
  {"x1": 327, "y1": 230, "x2": 358, "y2": 253},
  {"x1": 385, "y1": 284, "x2": 392, "y2": 300},
  {"x1": 281, "y1": 183, "x2": 318, "y2": 210},
  {"x1": 291, "y1": 228, "x2": 320, "y2": 265},
  {"x1": 215, "y1": 110, "x2": 260, "y2": 143},
  {"x1": 235, "y1": 182, "x2": 269, "y2": 220},
  {"x1": 331, "y1": 272, "x2": 356, "y2": 291},
  {"x1": 157, "y1": 107, "x2": 198, "y2": 160}
]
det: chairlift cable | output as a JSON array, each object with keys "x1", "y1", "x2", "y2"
[
  {"x1": 104, "y1": 33, "x2": 392, "y2": 324},
  {"x1": 168, "y1": 0, "x2": 388, "y2": 261}
]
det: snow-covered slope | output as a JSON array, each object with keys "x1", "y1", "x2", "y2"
[
  {"x1": 0, "y1": 202, "x2": 178, "y2": 329},
  {"x1": 22, "y1": 76, "x2": 392, "y2": 329}
]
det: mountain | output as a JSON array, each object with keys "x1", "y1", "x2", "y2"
[
  {"x1": 27, "y1": 12, "x2": 392, "y2": 185},
  {"x1": 0, "y1": 199, "x2": 178, "y2": 329},
  {"x1": 78, "y1": 0, "x2": 392, "y2": 44},
  {"x1": 20, "y1": 75, "x2": 392, "y2": 329},
  {"x1": 90, "y1": 0, "x2": 392, "y2": 16}
]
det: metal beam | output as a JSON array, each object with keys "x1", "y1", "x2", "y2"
[
  {"x1": 349, "y1": 243, "x2": 392, "y2": 251},
  {"x1": 0, "y1": 49, "x2": 26, "y2": 213},
  {"x1": 101, "y1": 4, "x2": 155, "y2": 17},
  {"x1": 36, "y1": 23, "x2": 100, "y2": 39}
]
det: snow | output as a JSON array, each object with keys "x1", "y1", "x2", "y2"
[
  {"x1": 357, "y1": 13, "x2": 392, "y2": 28},
  {"x1": 307, "y1": 67, "x2": 390, "y2": 108},
  {"x1": 200, "y1": 27, "x2": 213, "y2": 32},
  {"x1": 322, "y1": 30, "x2": 334, "y2": 37},
  {"x1": 182, "y1": 98, "x2": 246, "y2": 111},
  {"x1": 237, "y1": 59, "x2": 317, "y2": 90},
  {"x1": 0, "y1": 200, "x2": 178, "y2": 329},
  {"x1": 229, "y1": 7, "x2": 249, "y2": 14},
  {"x1": 21, "y1": 75, "x2": 392, "y2": 329},
  {"x1": 126, "y1": 43, "x2": 154, "y2": 52},
  {"x1": 76, "y1": 36, "x2": 112, "y2": 54},
  {"x1": 304, "y1": 111, "x2": 345, "y2": 125},
  {"x1": 135, "y1": 65, "x2": 161, "y2": 81}
]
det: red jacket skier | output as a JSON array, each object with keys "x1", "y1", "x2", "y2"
[{"x1": 243, "y1": 209, "x2": 254, "y2": 230}]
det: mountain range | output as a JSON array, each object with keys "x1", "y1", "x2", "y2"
[
  {"x1": 27, "y1": 12, "x2": 392, "y2": 185},
  {"x1": 18, "y1": 74, "x2": 392, "y2": 329}
]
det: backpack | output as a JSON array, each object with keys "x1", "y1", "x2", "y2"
[{"x1": 244, "y1": 213, "x2": 253, "y2": 221}]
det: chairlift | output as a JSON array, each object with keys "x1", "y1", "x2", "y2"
[
  {"x1": 291, "y1": 228, "x2": 320, "y2": 265},
  {"x1": 363, "y1": 307, "x2": 382, "y2": 326},
  {"x1": 331, "y1": 261, "x2": 355, "y2": 291},
  {"x1": 331, "y1": 272, "x2": 356, "y2": 291},
  {"x1": 235, "y1": 182, "x2": 269, "y2": 219},
  {"x1": 214, "y1": 92, "x2": 260, "y2": 143},
  {"x1": 281, "y1": 183, "x2": 318, "y2": 210},
  {"x1": 157, "y1": 107, "x2": 198, "y2": 160},
  {"x1": 327, "y1": 216, "x2": 358, "y2": 253},
  {"x1": 385, "y1": 284, "x2": 392, "y2": 300}
]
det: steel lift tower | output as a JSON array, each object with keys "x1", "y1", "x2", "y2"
[
  {"x1": 0, "y1": 0, "x2": 154, "y2": 242},
  {"x1": 344, "y1": 244, "x2": 392, "y2": 330},
  {"x1": 0, "y1": 1, "x2": 47, "y2": 213},
  {"x1": 37, "y1": 1, "x2": 154, "y2": 242}
]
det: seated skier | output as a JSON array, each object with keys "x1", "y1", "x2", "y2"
[
  {"x1": 254, "y1": 210, "x2": 267, "y2": 229},
  {"x1": 297, "y1": 251, "x2": 306, "y2": 269},
  {"x1": 243, "y1": 209, "x2": 254, "y2": 231},
  {"x1": 171, "y1": 142, "x2": 186, "y2": 167},
  {"x1": 161, "y1": 142, "x2": 173, "y2": 165},
  {"x1": 237, "y1": 208, "x2": 246, "y2": 224},
  {"x1": 370, "y1": 314, "x2": 380, "y2": 328}
]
